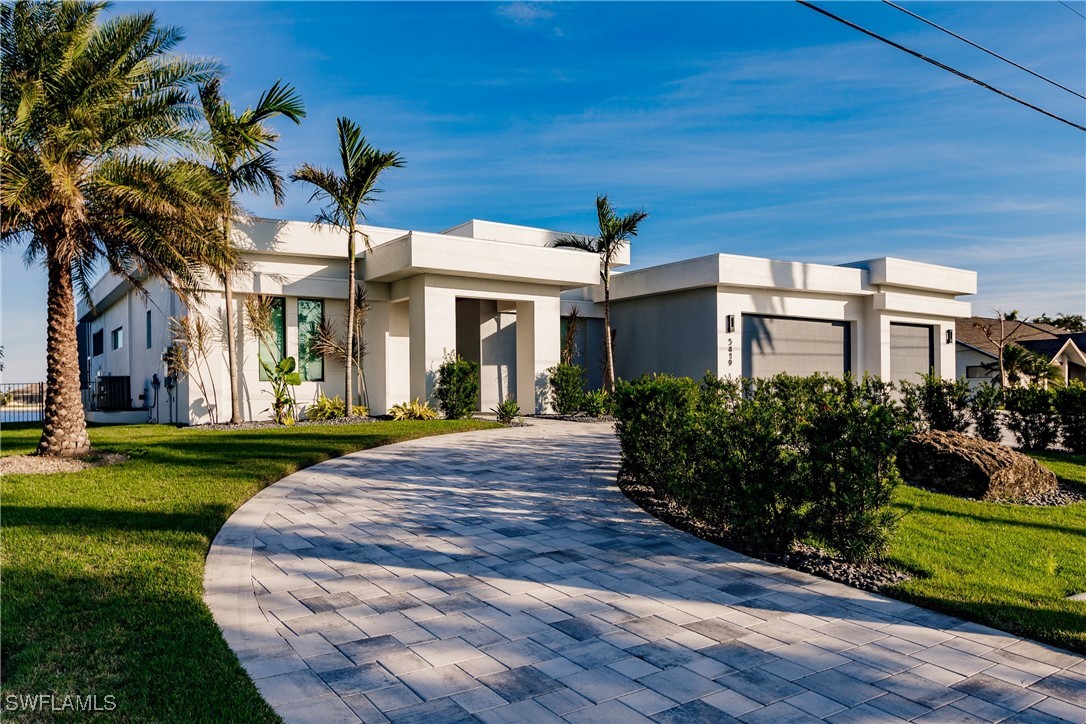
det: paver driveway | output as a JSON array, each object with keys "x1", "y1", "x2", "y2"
[{"x1": 205, "y1": 420, "x2": 1086, "y2": 723}]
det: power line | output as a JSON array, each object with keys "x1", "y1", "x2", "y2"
[
  {"x1": 1057, "y1": 1, "x2": 1086, "y2": 21},
  {"x1": 883, "y1": 0, "x2": 1086, "y2": 101},
  {"x1": 795, "y1": 0, "x2": 1086, "y2": 132}
]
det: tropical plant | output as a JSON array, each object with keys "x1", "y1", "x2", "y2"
[
  {"x1": 198, "y1": 77, "x2": 304, "y2": 424},
  {"x1": 434, "y1": 353, "x2": 480, "y2": 420},
  {"x1": 1, "y1": 1, "x2": 232, "y2": 455},
  {"x1": 561, "y1": 307, "x2": 581, "y2": 365},
  {"x1": 261, "y1": 356, "x2": 301, "y2": 425},
  {"x1": 547, "y1": 363, "x2": 585, "y2": 414},
  {"x1": 305, "y1": 393, "x2": 368, "y2": 421},
  {"x1": 389, "y1": 398, "x2": 437, "y2": 421},
  {"x1": 292, "y1": 118, "x2": 404, "y2": 412},
  {"x1": 552, "y1": 195, "x2": 648, "y2": 392},
  {"x1": 1033, "y1": 313, "x2": 1086, "y2": 333},
  {"x1": 166, "y1": 314, "x2": 219, "y2": 422},
  {"x1": 986, "y1": 343, "x2": 1063, "y2": 388},
  {"x1": 306, "y1": 284, "x2": 369, "y2": 410},
  {"x1": 491, "y1": 398, "x2": 521, "y2": 424}
]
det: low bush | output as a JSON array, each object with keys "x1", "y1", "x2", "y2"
[
  {"x1": 613, "y1": 375, "x2": 700, "y2": 498},
  {"x1": 899, "y1": 373, "x2": 971, "y2": 433},
  {"x1": 548, "y1": 363, "x2": 585, "y2": 414},
  {"x1": 491, "y1": 397, "x2": 521, "y2": 424},
  {"x1": 389, "y1": 398, "x2": 438, "y2": 421},
  {"x1": 434, "y1": 354, "x2": 480, "y2": 420},
  {"x1": 581, "y1": 389, "x2": 613, "y2": 417},
  {"x1": 1055, "y1": 382, "x2": 1086, "y2": 454},
  {"x1": 969, "y1": 383, "x2": 1003, "y2": 442},
  {"x1": 1004, "y1": 387, "x2": 1058, "y2": 450}
]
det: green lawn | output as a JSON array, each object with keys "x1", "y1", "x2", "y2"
[
  {"x1": 0, "y1": 419, "x2": 498, "y2": 722},
  {"x1": 888, "y1": 451, "x2": 1086, "y2": 654}
]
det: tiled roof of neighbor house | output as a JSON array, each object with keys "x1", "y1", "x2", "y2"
[{"x1": 956, "y1": 317, "x2": 1068, "y2": 357}]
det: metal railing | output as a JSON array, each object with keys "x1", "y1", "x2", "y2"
[{"x1": 0, "y1": 382, "x2": 45, "y2": 423}]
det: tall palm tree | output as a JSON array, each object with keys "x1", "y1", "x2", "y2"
[
  {"x1": 1, "y1": 1, "x2": 232, "y2": 456},
  {"x1": 553, "y1": 195, "x2": 648, "y2": 392},
  {"x1": 291, "y1": 118, "x2": 404, "y2": 413},
  {"x1": 199, "y1": 78, "x2": 304, "y2": 424}
]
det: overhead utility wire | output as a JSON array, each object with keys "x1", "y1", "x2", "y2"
[
  {"x1": 795, "y1": 0, "x2": 1086, "y2": 132},
  {"x1": 1057, "y1": 1, "x2": 1086, "y2": 21},
  {"x1": 883, "y1": 0, "x2": 1085, "y2": 100}
]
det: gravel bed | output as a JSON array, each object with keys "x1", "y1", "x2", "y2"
[
  {"x1": 529, "y1": 413, "x2": 616, "y2": 423},
  {"x1": 0, "y1": 452, "x2": 128, "y2": 475},
  {"x1": 907, "y1": 480, "x2": 1086, "y2": 506},
  {"x1": 618, "y1": 473, "x2": 911, "y2": 593},
  {"x1": 191, "y1": 415, "x2": 382, "y2": 431}
]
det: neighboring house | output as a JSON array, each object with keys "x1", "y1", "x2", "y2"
[
  {"x1": 955, "y1": 317, "x2": 1086, "y2": 389},
  {"x1": 77, "y1": 217, "x2": 975, "y2": 424}
]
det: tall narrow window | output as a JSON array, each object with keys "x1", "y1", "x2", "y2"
[
  {"x1": 92, "y1": 330, "x2": 104, "y2": 357},
  {"x1": 146, "y1": 310, "x2": 153, "y2": 349},
  {"x1": 111, "y1": 327, "x2": 124, "y2": 350},
  {"x1": 297, "y1": 299, "x2": 324, "y2": 381},
  {"x1": 257, "y1": 297, "x2": 286, "y2": 381}
]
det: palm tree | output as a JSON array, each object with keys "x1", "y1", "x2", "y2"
[
  {"x1": 985, "y1": 343, "x2": 1063, "y2": 388},
  {"x1": 1, "y1": 1, "x2": 232, "y2": 456},
  {"x1": 199, "y1": 78, "x2": 304, "y2": 424},
  {"x1": 553, "y1": 195, "x2": 648, "y2": 392},
  {"x1": 291, "y1": 118, "x2": 404, "y2": 413}
]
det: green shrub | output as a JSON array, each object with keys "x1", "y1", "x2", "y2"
[
  {"x1": 804, "y1": 374, "x2": 906, "y2": 562},
  {"x1": 491, "y1": 397, "x2": 521, "y2": 424},
  {"x1": 548, "y1": 363, "x2": 585, "y2": 414},
  {"x1": 306, "y1": 394, "x2": 368, "y2": 420},
  {"x1": 696, "y1": 376, "x2": 809, "y2": 554},
  {"x1": 1055, "y1": 382, "x2": 1086, "y2": 454},
  {"x1": 969, "y1": 384, "x2": 1003, "y2": 442},
  {"x1": 1004, "y1": 387, "x2": 1058, "y2": 450},
  {"x1": 389, "y1": 398, "x2": 438, "y2": 421},
  {"x1": 581, "y1": 389, "x2": 613, "y2": 417},
  {"x1": 898, "y1": 373, "x2": 971, "y2": 433},
  {"x1": 612, "y1": 375, "x2": 700, "y2": 497},
  {"x1": 434, "y1": 354, "x2": 480, "y2": 420}
]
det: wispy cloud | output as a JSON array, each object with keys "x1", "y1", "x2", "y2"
[{"x1": 495, "y1": 2, "x2": 554, "y2": 27}]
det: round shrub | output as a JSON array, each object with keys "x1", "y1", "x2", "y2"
[
  {"x1": 547, "y1": 363, "x2": 585, "y2": 414},
  {"x1": 434, "y1": 354, "x2": 480, "y2": 420}
]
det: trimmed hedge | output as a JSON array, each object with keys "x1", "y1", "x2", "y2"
[
  {"x1": 614, "y1": 373, "x2": 906, "y2": 561},
  {"x1": 1005, "y1": 386, "x2": 1059, "y2": 451},
  {"x1": 547, "y1": 363, "x2": 585, "y2": 414},
  {"x1": 1056, "y1": 383, "x2": 1086, "y2": 454}
]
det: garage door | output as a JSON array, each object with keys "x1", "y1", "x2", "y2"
[
  {"x1": 742, "y1": 315, "x2": 851, "y2": 378},
  {"x1": 890, "y1": 323, "x2": 934, "y2": 384}
]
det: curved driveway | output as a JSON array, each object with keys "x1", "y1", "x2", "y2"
[{"x1": 205, "y1": 420, "x2": 1086, "y2": 723}]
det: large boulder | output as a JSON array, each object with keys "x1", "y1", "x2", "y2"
[{"x1": 898, "y1": 430, "x2": 1058, "y2": 501}]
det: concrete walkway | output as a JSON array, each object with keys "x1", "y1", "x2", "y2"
[{"x1": 205, "y1": 421, "x2": 1086, "y2": 723}]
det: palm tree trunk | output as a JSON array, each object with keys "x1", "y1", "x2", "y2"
[
  {"x1": 603, "y1": 277, "x2": 615, "y2": 393},
  {"x1": 224, "y1": 216, "x2": 241, "y2": 424},
  {"x1": 345, "y1": 225, "x2": 356, "y2": 412},
  {"x1": 37, "y1": 255, "x2": 91, "y2": 457}
]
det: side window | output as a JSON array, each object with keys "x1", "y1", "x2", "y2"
[
  {"x1": 257, "y1": 297, "x2": 286, "y2": 381},
  {"x1": 92, "y1": 330, "x2": 104, "y2": 357},
  {"x1": 111, "y1": 327, "x2": 123, "y2": 350},
  {"x1": 297, "y1": 299, "x2": 324, "y2": 381},
  {"x1": 146, "y1": 310, "x2": 153, "y2": 349}
]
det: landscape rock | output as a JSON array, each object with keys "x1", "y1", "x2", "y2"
[{"x1": 898, "y1": 430, "x2": 1058, "y2": 501}]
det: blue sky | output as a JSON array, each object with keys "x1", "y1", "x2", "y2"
[{"x1": 3, "y1": 1, "x2": 1084, "y2": 381}]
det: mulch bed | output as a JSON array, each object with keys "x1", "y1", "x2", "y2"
[
  {"x1": 617, "y1": 472, "x2": 911, "y2": 593},
  {"x1": 0, "y1": 451, "x2": 128, "y2": 475}
]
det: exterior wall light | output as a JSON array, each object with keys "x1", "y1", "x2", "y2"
[
  {"x1": 946, "y1": 329, "x2": 954, "y2": 344},
  {"x1": 726, "y1": 314, "x2": 735, "y2": 333}
]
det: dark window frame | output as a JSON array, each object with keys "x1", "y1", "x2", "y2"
[
  {"x1": 297, "y1": 298, "x2": 325, "y2": 382},
  {"x1": 110, "y1": 326, "x2": 123, "y2": 351},
  {"x1": 257, "y1": 297, "x2": 287, "y2": 381},
  {"x1": 92, "y1": 330, "x2": 104, "y2": 357}
]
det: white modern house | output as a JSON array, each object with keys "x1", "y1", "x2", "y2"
[{"x1": 77, "y1": 217, "x2": 976, "y2": 424}]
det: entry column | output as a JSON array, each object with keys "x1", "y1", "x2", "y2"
[
  {"x1": 516, "y1": 296, "x2": 561, "y2": 413},
  {"x1": 407, "y1": 278, "x2": 457, "y2": 404}
]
